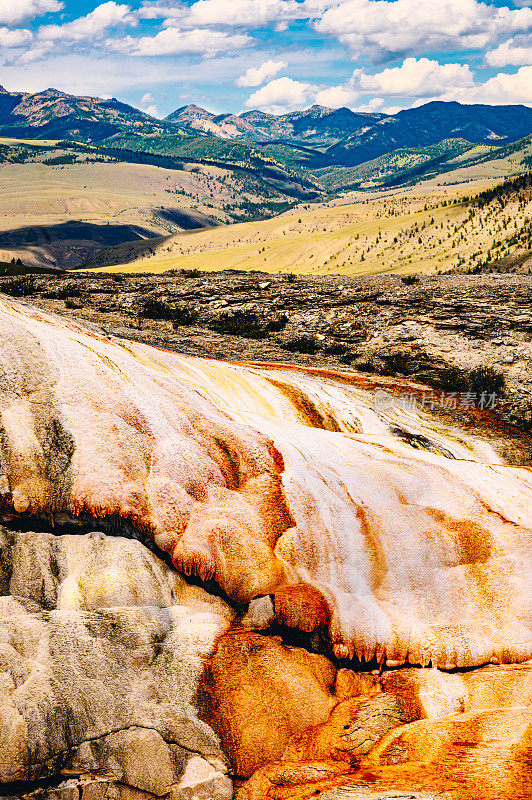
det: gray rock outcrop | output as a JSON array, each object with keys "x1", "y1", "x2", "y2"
[{"x1": 0, "y1": 526, "x2": 234, "y2": 799}]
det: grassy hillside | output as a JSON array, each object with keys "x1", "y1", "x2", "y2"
[
  {"x1": 90, "y1": 173, "x2": 532, "y2": 277},
  {"x1": 309, "y1": 134, "x2": 532, "y2": 192},
  {"x1": 107, "y1": 131, "x2": 275, "y2": 168},
  {"x1": 102, "y1": 132, "x2": 321, "y2": 202},
  {"x1": 2, "y1": 127, "x2": 531, "y2": 273},
  {"x1": 312, "y1": 139, "x2": 479, "y2": 191},
  {"x1": 0, "y1": 137, "x2": 321, "y2": 267}
]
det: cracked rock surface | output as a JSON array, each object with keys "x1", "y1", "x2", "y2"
[{"x1": 4, "y1": 271, "x2": 530, "y2": 430}]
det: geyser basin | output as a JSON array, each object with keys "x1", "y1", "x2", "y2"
[{"x1": 1, "y1": 294, "x2": 531, "y2": 671}]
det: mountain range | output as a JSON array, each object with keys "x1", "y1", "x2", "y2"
[
  {"x1": 1, "y1": 85, "x2": 532, "y2": 170},
  {"x1": 0, "y1": 84, "x2": 531, "y2": 199},
  {"x1": 0, "y1": 86, "x2": 157, "y2": 142},
  {"x1": 165, "y1": 102, "x2": 388, "y2": 148},
  {"x1": 166, "y1": 100, "x2": 532, "y2": 165}
]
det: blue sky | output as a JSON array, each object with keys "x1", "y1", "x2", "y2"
[{"x1": 0, "y1": 0, "x2": 531, "y2": 117}]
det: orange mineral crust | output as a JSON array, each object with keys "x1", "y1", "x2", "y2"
[
  {"x1": 236, "y1": 661, "x2": 532, "y2": 800},
  {"x1": 1, "y1": 295, "x2": 531, "y2": 671}
]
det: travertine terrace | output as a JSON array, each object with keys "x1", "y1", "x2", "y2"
[
  {"x1": 1, "y1": 292, "x2": 531, "y2": 666},
  {"x1": 0, "y1": 295, "x2": 531, "y2": 799}
]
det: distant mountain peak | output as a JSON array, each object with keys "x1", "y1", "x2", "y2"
[
  {"x1": 239, "y1": 109, "x2": 276, "y2": 120},
  {"x1": 40, "y1": 88, "x2": 70, "y2": 98},
  {"x1": 182, "y1": 103, "x2": 210, "y2": 112},
  {"x1": 307, "y1": 104, "x2": 333, "y2": 113},
  {"x1": 168, "y1": 104, "x2": 214, "y2": 118}
]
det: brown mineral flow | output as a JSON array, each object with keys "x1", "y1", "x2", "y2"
[{"x1": 198, "y1": 629, "x2": 337, "y2": 778}]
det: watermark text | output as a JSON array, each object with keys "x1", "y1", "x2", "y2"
[{"x1": 373, "y1": 389, "x2": 496, "y2": 413}]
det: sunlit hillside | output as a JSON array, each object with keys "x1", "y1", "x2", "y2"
[
  {"x1": 90, "y1": 176, "x2": 532, "y2": 276},
  {"x1": 0, "y1": 137, "x2": 312, "y2": 267}
]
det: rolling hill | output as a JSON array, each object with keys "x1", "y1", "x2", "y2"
[
  {"x1": 313, "y1": 133, "x2": 532, "y2": 191},
  {"x1": 1, "y1": 86, "x2": 532, "y2": 274},
  {"x1": 0, "y1": 137, "x2": 318, "y2": 268},
  {"x1": 87, "y1": 172, "x2": 532, "y2": 277}
]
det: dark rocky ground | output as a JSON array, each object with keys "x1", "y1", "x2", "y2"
[{"x1": 1, "y1": 269, "x2": 531, "y2": 432}]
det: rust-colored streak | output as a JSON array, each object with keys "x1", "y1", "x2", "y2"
[
  {"x1": 264, "y1": 377, "x2": 342, "y2": 432},
  {"x1": 356, "y1": 504, "x2": 387, "y2": 593},
  {"x1": 426, "y1": 509, "x2": 493, "y2": 565}
]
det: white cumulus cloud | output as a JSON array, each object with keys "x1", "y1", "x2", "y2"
[
  {"x1": 441, "y1": 64, "x2": 532, "y2": 104},
  {"x1": 17, "y1": 44, "x2": 50, "y2": 62},
  {"x1": 311, "y1": 58, "x2": 475, "y2": 110},
  {"x1": 0, "y1": 26, "x2": 33, "y2": 47},
  {"x1": 314, "y1": 84, "x2": 360, "y2": 107},
  {"x1": 0, "y1": 0, "x2": 63, "y2": 25},
  {"x1": 315, "y1": 0, "x2": 532, "y2": 60},
  {"x1": 245, "y1": 76, "x2": 317, "y2": 113},
  {"x1": 137, "y1": 0, "x2": 335, "y2": 26},
  {"x1": 485, "y1": 35, "x2": 532, "y2": 66},
  {"x1": 180, "y1": 0, "x2": 300, "y2": 28},
  {"x1": 138, "y1": 91, "x2": 160, "y2": 116},
  {"x1": 236, "y1": 58, "x2": 287, "y2": 87},
  {"x1": 112, "y1": 27, "x2": 251, "y2": 56},
  {"x1": 38, "y1": 2, "x2": 136, "y2": 42},
  {"x1": 357, "y1": 58, "x2": 475, "y2": 97},
  {"x1": 356, "y1": 96, "x2": 386, "y2": 112},
  {"x1": 136, "y1": 1, "x2": 182, "y2": 18}
]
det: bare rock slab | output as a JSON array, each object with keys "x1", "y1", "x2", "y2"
[{"x1": 0, "y1": 527, "x2": 233, "y2": 797}]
